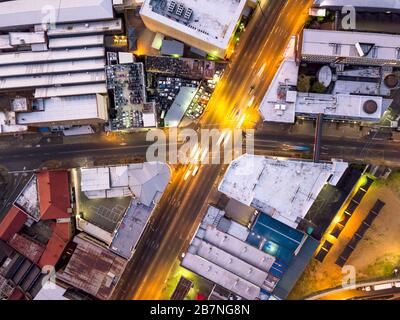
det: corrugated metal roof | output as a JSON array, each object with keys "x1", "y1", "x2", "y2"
[
  {"x1": 56, "y1": 234, "x2": 127, "y2": 300},
  {"x1": 7, "y1": 233, "x2": 45, "y2": 264},
  {"x1": 0, "y1": 0, "x2": 114, "y2": 29},
  {"x1": 0, "y1": 47, "x2": 105, "y2": 66},
  {"x1": 0, "y1": 59, "x2": 105, "y2": 77}
]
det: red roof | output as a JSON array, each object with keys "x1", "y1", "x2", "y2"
[
  {"x1": 38, "y1": 222, "x2": 71, "y2": 269},
  {"x1": 0, "y1": 206, "x2": 27, "y2": 241},
  {"x1": 8, "y1": 233, "x2": 45, "y2": 264},
  {"x1": 8, "y1": 288, "x2": 25, "y2": 300},
  {"x1": 36, "y1": 171, "x2": 71, "y2": 220}
]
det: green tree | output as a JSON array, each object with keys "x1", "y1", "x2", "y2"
[{"x1": 297, "y1": 74, "x2": 311, "y2": 92}]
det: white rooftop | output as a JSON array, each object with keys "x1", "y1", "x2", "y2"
[
  {"x1": 182, "y1": 252, "x2": 260, "y2": 300},
  {"x1": 140, "y1": 0, "x2": 247, "y2": 51},
  {"x1": 0, "y1": 71, "x2": 106, "y2": 90},
  {"x1": 34, "y1": 282, "x2": 69, "y2": 300},
  {"x1": 196, "y1": 241, "x2": 269, "y2": 287},
  {"x1": 17, "y1": 94, "x2": 107, "y2": 125},
  {"x1": 259, "y1": 36, "x2": 298, "y2": 123},
  {"x1": 81, "y1": 167, "x2": 110, "y2": 192},
  {"x1": 218, "y1": 155, "x2": 348, "y2": 228},
  {"x1": 48, "y1": 35, "x2": 104, "y2": 49},
  {"x1": 110, "y1": 199, "x2": 153, "y2": 259},
  {"x1": 80, "y1": 162, "x2": 171, "y2": 207},
  {"x1": 164, "y1": 86, "x2": 197, "y2": 127},
  {"x1": 34, "y1": 83, "x2": 108, "y2": 98},
  {"x1": 302, "y1": 29, "x2": 400, "y2": 63},
  {"x1": 203, "y1": 226, "x2": 275, "y2": 272},
  {"x1": 0, "y1": 0, "x2": 114, "y2": 29},
  {"x1": 0, "y1": 111, "x2": 27, "y2": 134},
  {"x1": 0, "y1": 58, "x2": 105, "y2": 78},
  {"x1": 46, "y1": 19, "x2": 122, "y2": 37},
  {"x1": 0, "y1": 47, "x2": 105, "y2": 66},
  {"x1": 316, "y1": 0, "x2": 400, "y2": 10},
  {"x1": 295, "y1": 93, "x2": 388, "y2": 121}
]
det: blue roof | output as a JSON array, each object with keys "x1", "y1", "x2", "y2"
[{"x1": 247, "y1": 213, "x2": 304, "y2": 264}]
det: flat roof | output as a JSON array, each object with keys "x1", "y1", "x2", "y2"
[
  {"x1": 34, "y1": 83, "x2": 108, "y2": 98},
  {"x1": 259, "y1": 36, "x2": 298, "y2": 123},
  {"x1": 110, "y1": 200, "x2": 152, "y2": 259},
  {"x1": 17, "y1": 94, "x2": 106, "y2": 125},
  {"x1": 47, "y1": 19, "x2": 122, "y2": 37},
  {"x1": 0, "y1": 0, "x2": 114, "y2": 29},
  {"x1": 49, "y1": 35, "x2": 104, "y2": 49},
  {"x1": 164, "y1": 86, "x2": 197, "y2": 127},
  {"x1": 0, "y1": 71, "x2": 106, "y2": 90},
  {"x1": 181, "y1": 253, "x2": 260, "y2": 300},
  {"x1": 81, "y1": 167, "x2": 110, "y2": 192},
  {"x1": 295, "y1": 93, "x2": 388, "y2": 121},
  {"x1": 161, "y1": 39, "x2": 185, "y2": 56},
  {"x1": 0, "y1": 47, "x2": 105, "y2": 66},
  {"x1": 76, "y1": 216, "x2": 113, "y2": 245},
  {"x1": 0, "y1": 111, "x2": 27, "y2": 133},
  {"x1": 302, "y1": 29, "x2": 400, "y2": 62},
  {"x1": 219, "y1": 155, "x2": 348, "y2": 228},
  {"x1": 80, "y1": 162, "x2": 171, "y2": 207},
  {"x1": 14, "y1": 175, "x2": 40, "y2": 221},
  {"x1": 34, "y1": 283, "x2": 68, "y2": 300},
  {"x1": 140, "y1": 0, "x2": 247, "y2": 50}
]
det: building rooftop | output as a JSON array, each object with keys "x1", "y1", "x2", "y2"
[
  {"x1": 80, "y1": 162, "x2": 171, "y2": 207},
  {"x1": 203, "y1": 227, "x2": 275, "y2": 272},
  {"x1": 301, "y1": 29, "x2": 400, "y2": 65},
  {"x1": 0, "y1": 59, "x2": 106, "y2": 78},
  {"x1": 56, "y1": 233, "x2": 127, "y2": 300},
  {"x1": 16, "y1": 94, "x2": 108, "y2": 125},
  {"x1": 261, "y1": 34, "x2": 392, "y2": 123},
  {"x1": 46, "y1": 19, "x2": 122, "y2": 37},
  {"x1": 34, "y1": 83, "x2": 108, "y2": 99},
  {"x1": 259, "y1": 36, "x2": 298, "y2": 123},
  {"x1": 164, "y1": 86, "x2": 197, "y2": 127},
  {"x1": 140, "y1": 0, "x2": 247, "y2": 51},
  {"x1": 0, "y1": 0, "x2": 114, "y2": 30},
  {"x1": 38, "y1": 222, "x2": 71, "y2": 269},
  {"x1": 33, "y1": 283, "x2": 68, "y2": 300},
  {"x1": 295, "y1": 93, "x2": 389, "y2": 121},
  {"x1": 0, "y1": 47, "x2": 105, "y2": 66},
  {"x1": 14, "y1": 175, "x2": 40, "y2": 221},
  {"x1": 0, "y1": 111, "x2": 27, "y2": 134},
  {"x1": 218, "y1": 155, "x2": 348, "y2": 228},
  {"x1": 36, "y1": 171, "x2": 71, "y2": 221},
  {"x1": 8, "y1": 233, "x2": 45, "y2": 264},
  {"x1": 48, "y1": 35, "x2": 104, "y2": 49},
  {"x1": 182, "y1": 252, "x2": 260, "y2": 300},
  {"x1": 316, "y1": 0, "x2": 400, "y2": 11},
  {"x1": 0, "y1": 206, "x2": 27, "y2": 242},
  {"x1": 110, "y1": 199, "x2": 153, "y2": 259},
  {"x1": 0, "y1": 71, "x2": 106, "y2": 91}
]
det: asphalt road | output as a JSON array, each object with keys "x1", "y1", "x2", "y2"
[{"x1": 111, "y1": 0, "x2": 314, "y2": 300}]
